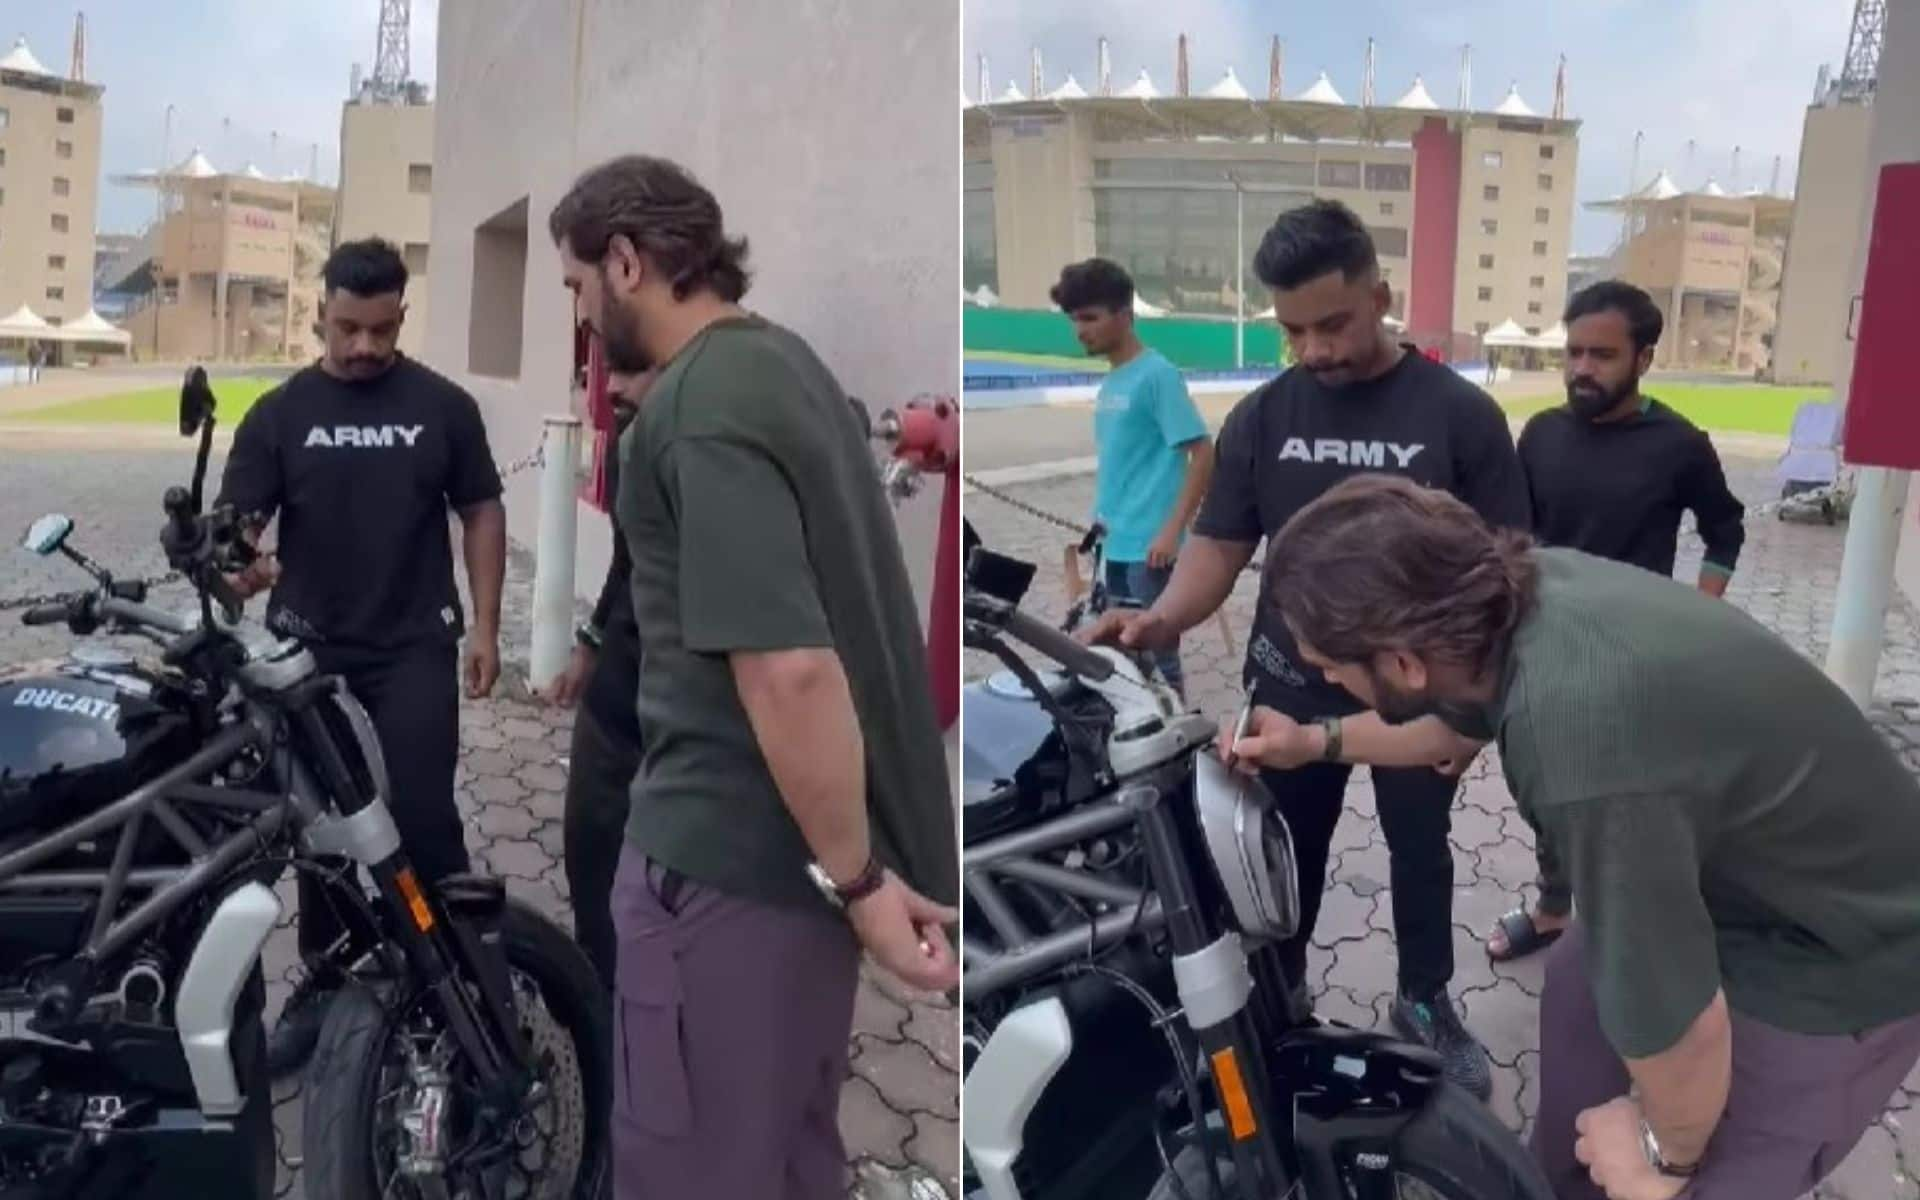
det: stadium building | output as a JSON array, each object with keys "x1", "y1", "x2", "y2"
[{"x1": 964, "y1": 36, "x2": 1581, "y2": 361}]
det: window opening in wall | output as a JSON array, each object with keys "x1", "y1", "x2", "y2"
[
  {"x1": 1483, "y1": 185, "x2": 1500, "y2": 202},
  {"x1": 45, "y1": 286, "x2": 64, "y2": 302},
  {"x1": 1482, "y1": 151, "x2": 1503, "y2": 168},
  {"x1": 468, "y1": 198, "x2": 528, "y2": 381},
  {"x1": 1537, "y1": 173, "x2": 1554, "y2": 190},
  {"x1": 55, "y1": 107, "x2": 73, "y2": 124},
  {"x1": 1481, "y1": 218, "x2": 1499, "y2": 236},
  {"x1": 52, "y1": 177, "x2": 69, "y2": 198},
  {"x1": 1478, "y1": 286, "x2": 1494, "y2": 302},
  {"x1": 1535, "y1": 206, "x2": 1550, "y2": 223},
  {"x1": 47, "y1": 254, "x2": 65, "y2": 270},
  {"x1": 55, "y1": 140, "x2": 72, "y2": 159},
  {"x1": 1533, "y1": 240, "x2": 1548, "y2": 255},
  {"x1": 50, "y1": 213, "x2": 68, "y2": 233},
  {"x1": 1530, "y1": 275, "x2": 1545, "y2": 288},
  {"x1": 404, "y1": 241, "x2": 430, "y2": 275},
  {"x1": 409, "y1": 163, "x2": 432, "y2": 194},
  {"x1": 1479, "y1": 253, "x2": 1495, "y2": 269}
]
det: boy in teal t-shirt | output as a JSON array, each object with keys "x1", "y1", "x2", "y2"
[{"x1": 1050, "y1": 259, "x2": 1213, "y2": 693}]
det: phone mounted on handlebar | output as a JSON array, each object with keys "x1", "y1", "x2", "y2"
[{"x1": 162, "y1": 367, "x2": 256, "y2": 626}]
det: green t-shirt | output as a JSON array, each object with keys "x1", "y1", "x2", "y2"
[
  {"x1": 1490, "y1": 548, "x2": 1920, "y2": 1058},
  {"x1": 614, "y1": 315, "x2": 958, "y2": 911}
]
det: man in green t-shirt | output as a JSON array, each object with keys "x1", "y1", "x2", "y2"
[
  {"x1": 1223, "y1": 474, "x2": 1920, "y2": 1200},
  {"x1": 549, "y1": 155, "x2": 959, "y2": 1199}
]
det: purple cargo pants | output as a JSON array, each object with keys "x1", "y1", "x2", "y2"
[
  {"x1": 610, "y1": 844, "x2": 860, "y2": 1199},
  {"x1": 1533, "y1": 923, "x2": 1920, "y2": 1200}
]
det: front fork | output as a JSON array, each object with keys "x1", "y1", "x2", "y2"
[
  {"x1": 1129, "y1": 772, "x2": 1296, "y2": 1197},
  {"x1": 289, "y1": 700, "x2": 534, "y2": 1105}
]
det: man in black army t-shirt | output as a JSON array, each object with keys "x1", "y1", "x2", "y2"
[
  {"x1": 1083, "y1": 200, "x2": 1528, "y2": 1099},
  {"x1": 219, "y1": 237, "x2": 508, "y2": 1074}
]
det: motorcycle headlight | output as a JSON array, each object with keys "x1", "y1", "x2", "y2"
[{"x1": 1192, "y1": 752, "x2": 1301, "y2": 941}]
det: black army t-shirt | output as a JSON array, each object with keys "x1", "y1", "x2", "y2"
[
  {"x1": 1194, "y1": 347, "x2": 1530, "y2": 718},
  {"x1": 615, "y1": 315, "x2": 959, "y2": 912},
  {"x1": 218, "y1": 356, "x2": 503, "y2": 650}
]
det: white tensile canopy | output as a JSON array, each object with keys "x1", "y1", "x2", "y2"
[
  {"x1": 1297, "y1": 71, "x2": 1346, "y2": 105},
  {"x1": 47, "y1": 309, "x2": 130, "y2": 347},
  {"x1": 971, "y1": 285, "x2": 1000, "y2": 308},
  {"x1": 1526, "y1": 320, "x2": 1568, "y2": 350},
  {"x1": 1133, "y1": 294, "x2": 1168, "y2": 318},
  {"x1": 1493, "y1": 84, "x2": 1535, "y2": 117},
  {"x1": 1482, "y1": 318, "x2": 1534, "y2": 348},
  {"x1": 1206, "y1": 67, "x2": 1250, "y2": 100},
  {"x1": 1392, "y1": 76, "x2": 1439, "y2": 110},
  {"x1": 1120, "y1": 68, "x2": 1159, "y2": 99},
  {"x1": 0, "y1": 305, "x2": 54, "y2": 340},
  {"x1": 0, "y1": 36, "x2": 52, "y2": 76},
  {"x1": 1047, "y1": 74, "x2": 1089, "y2": 100}
]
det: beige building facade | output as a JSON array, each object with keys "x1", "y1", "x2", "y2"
[
  {"x1": 427, "y1": 0, "x2": 952, "y2": 618},
  {"x1": 964, "y1": 86, "x2": 1580, "y2": 357},
  {"x1": 1772, "y1": 102, "x2": 1873, "y2": 385},
  {"x1": 104, "y1": 163, "x2": 336, "y2": 362},
  {"x1": 336, "y1": 98, "x2": 436, "y2": 356},
  {"x1": 0, "y1": 36, "x2": 104, "y2": 326}
]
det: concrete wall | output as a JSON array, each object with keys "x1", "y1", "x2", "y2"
[
  {"x1": 1453, "y1": 122, "x2": 1577, "y2": 338},
  {"x1": 1774, "y1": 103, "x2": 1873, "y2": 386},
  {"x1": 0, "y1": 74, "x2": 103, "y2": 324},
  {"x1": 426, "y1": 0, "x2": 953, "y2": 626},
  {"x1": 337, "y1": 101, "x2": 436, "y2": 357}
]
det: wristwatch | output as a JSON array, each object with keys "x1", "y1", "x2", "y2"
[
  {"x1": 1639, "y1": 1117, "x2": 1699, "y2": 1178},
  {"x1": 807, "y1": 855, "x2": 887, "y2": 910},
  {"x1": 1317, "y1": 715, "x2": 1344, "y2": 763},
  {"x1": 574, "y1": 623, "x2": 602, "y2": 651}
]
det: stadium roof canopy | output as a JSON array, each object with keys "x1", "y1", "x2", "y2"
[{"x1": 964, "y1": 83, "x2": 1580, "y2": 146}]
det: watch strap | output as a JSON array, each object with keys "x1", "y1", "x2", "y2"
[
  {"x1": 1318, "y1": 715, "x2": 1344, "y2": 763},
  {"x1": 1640, "y1": 1118, "x2": 1699, "y2": 1178},
  {"x1": 832, "y1": 855, "x2": 887, "y2": 905}
]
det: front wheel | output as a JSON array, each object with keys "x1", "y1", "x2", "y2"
[
  {"x1": 1147, "y1": 1084, "x2": 1550, "y2": 1200},
  {"x1": 302, "y1": 898, "x2": 613, "y2": 1200}
]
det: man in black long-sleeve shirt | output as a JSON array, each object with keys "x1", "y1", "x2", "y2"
[
  {"x1": 1486, "y1": 280, "x2": 1747, "y2": 964},
  {"x1": 547, "y1": 368, "x2": 653, "y2": 985}
]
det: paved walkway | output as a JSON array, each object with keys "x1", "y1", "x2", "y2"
[
  {"x1": 965, "y1": 453, "x2": 1920, "y2": 1200},
  {"x1": 0, "y1": 447, "x2": 956, "y2": 1199}
]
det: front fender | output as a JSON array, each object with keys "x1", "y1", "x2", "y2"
[{"x1": 1276, "y1": 1021, "x2": 1446, "y2": 1199}]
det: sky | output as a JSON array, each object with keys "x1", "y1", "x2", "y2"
[
  {"x1": 965, "y1": 0, "x2": 1862, "y2": 254},
  {"x1": 11, "y1": 0, "x2": 440, "y2": 233}
]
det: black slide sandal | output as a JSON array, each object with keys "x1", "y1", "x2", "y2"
[{"x1": 1487, "y1": 908, "x2": 1564, "y2": 962}]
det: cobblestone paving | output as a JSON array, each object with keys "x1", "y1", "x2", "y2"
[
  {"x1": 965, "y1": 454, "x2": 1920, "y2": 1200},
  {"x1": 0, "y1": 447, "x2": 957, "y2": 1200}
]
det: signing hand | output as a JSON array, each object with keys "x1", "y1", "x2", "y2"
[
  {"x1": 543, "y1": 643, "x2": 595, "y2": 707},
  {"x1": 1075, "y1": 606, "x2": 1178, "y2": 652},
  {"x1": 1145, "y1": 529, "x2": 1180, "y2": 570},
  {"x1": 463, "y1": 632, "x2": 501, "y2": 699},
  {"x1": 1222, "y1": 705, "x2": 1322, "y2": 773},
  {"x1": 1574, "y1": 1098, "x2": 1689, "y2": 1200},
  {"x1": 847, "y1": 872, "x2": 961, "y2": 993}
]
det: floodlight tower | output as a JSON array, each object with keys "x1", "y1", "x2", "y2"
[
  {"x1": 371, "y1": 0, "x2": 411, "y2": 102},
  {"x1": 1837, "y1": 0, "x2": 1884, "y2": 102}
]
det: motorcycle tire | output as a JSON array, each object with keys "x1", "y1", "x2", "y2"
[
  {"x1": 1145, "y1": 1083, "x2": 1552, "y2": 1200},
  {"x1": 301, "y1": 898, "x2": 614, "y2": 1200}
]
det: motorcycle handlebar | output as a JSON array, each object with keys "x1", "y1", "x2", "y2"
[
  {"x1": 99, "y1": 595, "x2": 196, "y2": 638},
  {"x1": 997, "y1": 606, "x2": 1116, "y2": 683},
  {"x1": 21, "y1": 603, "x2": 71, "y2": 627}
]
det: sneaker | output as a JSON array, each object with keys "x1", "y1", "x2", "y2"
[
  {"x1": 266, "y1": 977, "x2": 337, "y2": 1078},
  {"x1": 1389, "y1": 990, "x2": 1492, "y2": 1101}
]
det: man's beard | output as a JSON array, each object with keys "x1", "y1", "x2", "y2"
[
  {"x1": 1567, "y1": 373, "x2": 1635, "y2": 422},
  {"x1": 1371, "y1": 671, "x2": 1495, "y2": 741},
  {"x1": 601, "y1": 296, "x2": 653, "y2": 374}
]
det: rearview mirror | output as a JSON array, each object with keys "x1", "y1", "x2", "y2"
[
  {"x1": 22, "y1": 513, "x2": 74, "y2": 556},
  {"x1": 179, "y1": 366, "x2": 216, "y2": 437}
]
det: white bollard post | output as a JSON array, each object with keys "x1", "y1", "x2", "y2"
[
  {"x1": 1826, "y1": 466, "x2": 1911, "y2": 709},
  {"x1": 529, "y1": 415, "x2": 582, "y2": 692}
]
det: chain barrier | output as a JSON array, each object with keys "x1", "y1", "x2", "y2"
[{"x1": 0, "y1": 434, "x2": 550, "y2": 615}]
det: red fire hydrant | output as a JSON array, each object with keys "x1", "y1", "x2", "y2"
[{"x1": 877, "y1": 396, "x2": 961, "y2": 732}]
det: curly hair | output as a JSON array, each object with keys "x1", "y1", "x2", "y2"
[
  {"x1": 548, "y1": 155, "x2": 751, "y2": 302},
  {"x1": 1266, "y1": 475, "x2": 1536, "y2": 675}
]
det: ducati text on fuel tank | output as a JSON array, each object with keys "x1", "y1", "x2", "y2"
[{"x1": 10, "y1": 688, "x2": 119, "y2": 724}]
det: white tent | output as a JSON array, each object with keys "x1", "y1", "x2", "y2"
[
  {"x1": 971, "y1": 285, "x2": 1001, "y2": 309},
  {"x1": 1254, "y1": 305, "x2": 1276, "y2": 320},
  {"x1": 1392, "y1": 76, "x2": 1439, "y2": 110},
  {"x1": 0, "y1": 305, "x2": 54, "y2": 341},
  {"x1": 1206, "y1": 67, "x2": 1251, "y2": 100},
  {"x1": 1482, "y1": 318, "x2": 1534, "y2": 348},
  {"x1": 1493, "y1": 84, "x2": 1535, "y2": 117},
  {"x1": 996, "y1": 82, "x2": 1027, "y2": 103},
  {"x1": 0, "y1": 36, "x2": 51, "y2": 76},
  {"x1": 1297, "y1": 71, "x2": 1345, "y2": 105},
  {"x1": 47, "y1": 309, "x2": 130, "y2": 348},
  {"x1": 1047, "y1": 74, "x2": 1089, "y2": 101},
  {"x1": 1526, "y1": 321, "x2": 1567, "y2": 350},
  {"x1": 1120, "y1": 68, "x2": 1159, "y2": 99},
  {"x1": 1133, "y1": 294, "x2": 1168, "y2": 318},
  {"x1": 1698, "y1": 177, "x2": 1728, "y2": 197}
]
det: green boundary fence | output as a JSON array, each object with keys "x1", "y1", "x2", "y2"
[{"x1": 965, "y1": 307, "x2": 1285, "y2": 371}]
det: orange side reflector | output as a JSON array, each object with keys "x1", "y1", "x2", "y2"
[
  {"x1": 395, "y1": 867, "x2": 436, "y2": 932},
  {"x1": 1210, "y1": 1048, "x2": 1258, "y2": 1140}
]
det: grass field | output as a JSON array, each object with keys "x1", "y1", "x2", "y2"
[
  {"x1": 22, "y1": 377, "x2": 280, "y2": 426},
  {"x1": 1503, "y1": 383, "x2": 1826, "y2": 437}
]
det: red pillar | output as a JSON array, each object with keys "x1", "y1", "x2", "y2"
[{"x1": 1410, "y1": 116, "x2": 1463, "y2": 357}]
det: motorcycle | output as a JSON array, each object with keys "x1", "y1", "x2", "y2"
[
  {"x1": 0, "y1": 372, "x2": 610, "y2": 1198},
  {"x1": 958, "y1": 541, "x2": 1550, "y2": 1200}
]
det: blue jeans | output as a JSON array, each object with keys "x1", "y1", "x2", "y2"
[{"x1": 1104, "y1": 559, "x2": 1184, "y2": 694}]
